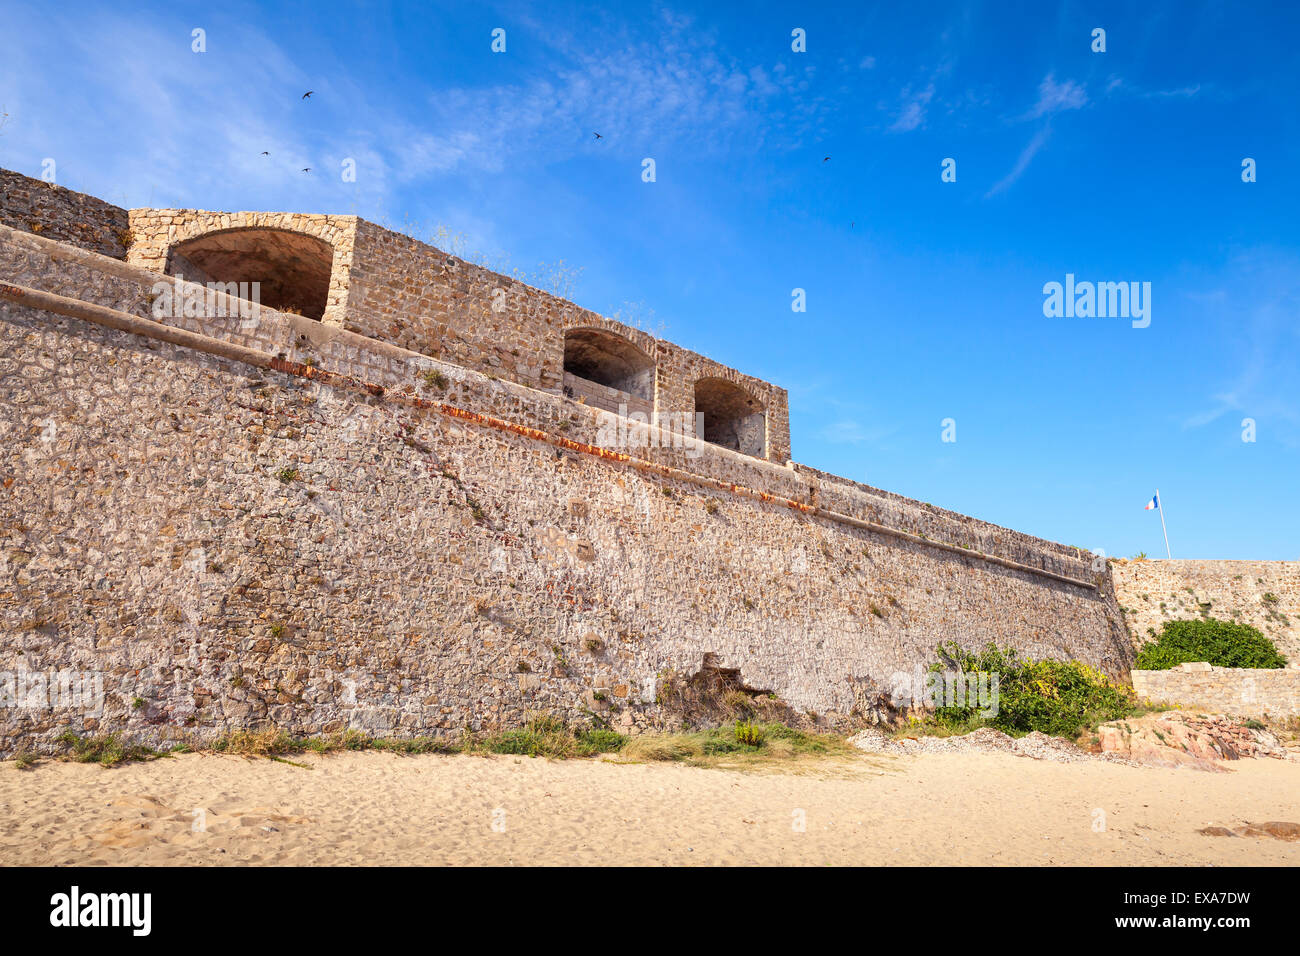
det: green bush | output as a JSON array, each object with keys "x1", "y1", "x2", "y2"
[
  {"x1": 929, "y1": 643, "x2": 1137, "y2": 739},
  {"x1": 482, "y1": 730, "x2": 549, "y2": 755},
  {"x1": 733, "y1": 721, "x2": 765, "y2": 747},
  {"x1": 1135, "y1": 619, "x2": 1286, "y2": 670},
  {"x1": 574, "y1": 728, "x2": 625, "y2": 756},
  {"x1": 479, "y1": 717, "x2": 625, "y2": 758}
]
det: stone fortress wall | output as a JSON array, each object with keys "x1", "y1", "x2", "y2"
[
  {"x1": 123, "y1": 207, "x2": 792, "y2": 464},
  {"x1": 0, "y1": 168, "x2": 130, "y2": 259},
  {"x1": 1113, "y1": 559, "x2": 1300, "y2": 717},
  {"x1": 1130, "y1": 663, "x2": 1300, "y2": 719},
  {"x1": 0, "y1": 166, "x2": 1201, "y2": 754},
  {"x1": 1111, "y1": 559, "x2": 1300, "y2": 663},
  {"x1": 7, "y1": 170, "x2": 791, "y2": 463}
]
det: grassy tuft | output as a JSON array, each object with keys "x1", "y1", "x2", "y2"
[
  {"x1": 422, "y1": 369, "x2": 450, "y2": 390},
  {"x1": 734, "y1": 721, "x2": 764, "y2": 747},
  {"x1": 475, "y1": 716, "x2": 624, "y2": 758},
  {"x1": 55, "y1": 731, "x2": 164, "y2": 767},
  {"x1": 616, "y1": 721, "x2": 852, "y2": 769},
  {"x1": 654, "y1": 662, "x2": 804, "y2": 728},
  {"x1": 44, "y1": 716, "x2": 853, "y2": 772}
]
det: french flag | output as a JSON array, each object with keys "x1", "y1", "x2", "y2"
[{"x1": 1144, "y1": 493, "x2": 1159, "y2": 511}]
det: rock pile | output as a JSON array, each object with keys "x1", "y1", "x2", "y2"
[
  {"x1": 1198, "y1": 821, "x2": 1300, "y2": 841},
  {"x1": 1097, "y1": 711, "x2": 1290, "y2": 771},
  {"x1": 849, "y1": 712, "x2": 1294, "y2": 771}
]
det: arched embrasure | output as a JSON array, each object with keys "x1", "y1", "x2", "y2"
[
  {"x1": 562, "y1": 327, "x2": 655, "y2": 413},
  {"x1": 694, "y1": 377, "x2": 765, "y2": 457},
  {"x1": 168, "y1": 228, "x2": 335, "y2": 320}
]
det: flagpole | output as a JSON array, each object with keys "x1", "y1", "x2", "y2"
[{"x1": 1156, "y1": 488, "x2": 1172, "y2": 558}]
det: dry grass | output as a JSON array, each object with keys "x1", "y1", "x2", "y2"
[
  {"x1": 53, "y1": 731, "x2": 166, "y2": 767},
  {"x1": 655, "y1": 658, "x2": 810, "y2": 729},
  {"x1": 615, "y1": 722, "x2": 855, "y2": 771},
  {"x1": 41, "y1": 718, "x2": 858, "y2": 773}
]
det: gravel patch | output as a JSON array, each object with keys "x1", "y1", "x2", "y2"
[{"x1": 848, "y1": 727, "x2": 1133, "y2": 765}]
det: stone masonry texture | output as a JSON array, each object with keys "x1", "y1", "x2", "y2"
[
  {"x1": 22, "y1": 167, "x2": 1268, "y2": 754},
  {"x1": 0, "y1": 168, "x2": 130, "y2": 260},
  {"x1": 117, "y1": 193, "x2": 792, "y2": 464},
  {"x1": 1113, "y1": 558, "x2": 1300, "y2": 719},
  {"x1": 0, "y1": 212, "x2": 1141, "y2": 755},
  {"x1": 1111, "y1": 558, "x2": 1300, "y2": 663},
  {"x1": 1131, "y1": 663, "x2": 1300, "y2": 719},
  {"x1": 7, "y1": 170, "x2": 1292, "y2": 755},
  {"x1": 125, "y1": 208, "x2": 358, "y2": 327}
]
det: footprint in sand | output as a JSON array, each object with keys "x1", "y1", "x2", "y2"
[
  {"x1": 107, "y1": 794, "x2": 174, "y2": 818},
  {"x1": 89, "y1": 794, "x2": 310, "y2": 848},
  {"x1": 90, "y1": 820, "x2": 158, "y2": 849}
]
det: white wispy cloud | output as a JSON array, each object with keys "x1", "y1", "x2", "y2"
[
  {"x1": 889, "y1": 83, "x2": 936, "y2": 132},
  {"x1": 410, "y1": 34, "x2": 827, "y2": 170},
  {"x1": 819, "y1": 420, "x2": 894, "y2": 445},
  {"x1": 1179, "y1": 251, "x2": 1300, "y2": 439},
  {"x1": 1146, "y1": 85, "x2": 1202, "y2": 99},
  {"x1": 984, "y1": 73, "x2": 1087, "y2": 198},
  {"x1": 0, "y1": 5, "x2": 828, "y2": 214},
  {"x1": 0, "y1": 8, "x2": 370, "y2": 211},
  {"x1": 1181, "y1": 401, "x2": 1233, "y2": 429},
  {"x1": 1105, "y1": 77, "x2": 1203, "y2": 100},
  {"x1": 985, "y1": 125, "x2": 1051, "y2": 198},
  {"x1": 1026, "y1": 74, "x2": 1087, "y2": 119}
]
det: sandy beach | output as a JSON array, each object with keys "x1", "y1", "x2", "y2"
[{"x1": 2, "y1": 750, "x2": 1297, "y2": 866}]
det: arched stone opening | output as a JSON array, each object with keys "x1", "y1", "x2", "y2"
[
  {"x1": 694, "y1": 378, "x2": 766, "y2": 457},
  {"x1": 562, "y1": 327, "x2": 655, "y2": 414},
  {"x1": 168, "y1": 228, "x2": 335, "y2": 320}
]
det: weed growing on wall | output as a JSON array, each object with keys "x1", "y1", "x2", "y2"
[{"x1": 375, "y1": 216, "x2": 584, "y2": 299}]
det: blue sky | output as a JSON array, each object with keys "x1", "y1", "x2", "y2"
[{"x1": 1, "y1": 0, "x2": 1297, "y2": 559}]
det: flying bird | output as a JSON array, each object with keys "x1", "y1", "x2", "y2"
[
  {"x1": 260, "y1": 151, "x2": 269, "y2": 156},
  {"x1": 302, "y1": 91, "x2": 313, "y2": 99},
  {"x1": 823, "y1": 156, "x2": 830, "y2": 162},
  {"x1": 301, "y1": 168, "x2": 311, "y2": 173},
  {"x1": 593, "y1": 132, "x2": 603, "y2": 139}
]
